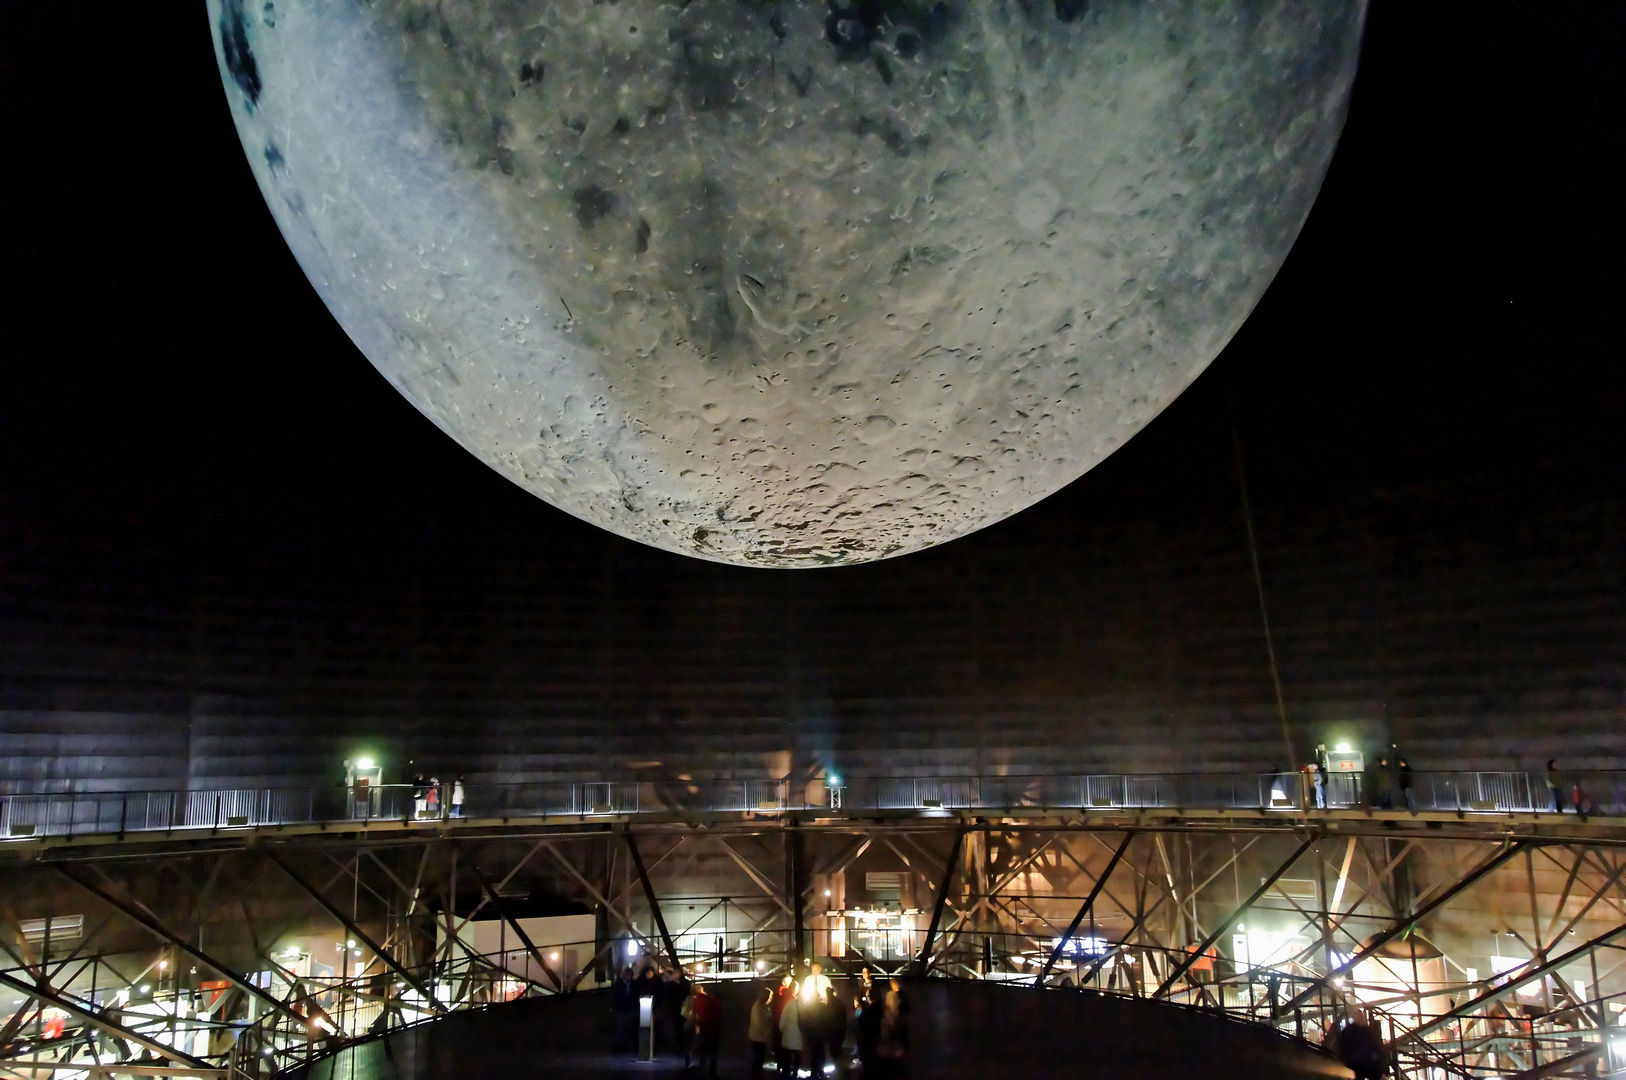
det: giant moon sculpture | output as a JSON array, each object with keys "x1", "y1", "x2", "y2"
[{"x1": 211, "y1": 0, "x2": 1365, "y2": 566}]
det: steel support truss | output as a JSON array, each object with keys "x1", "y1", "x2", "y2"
[{"x1": 2, "y1": 812, "x2": 1624, "y2": 1080}]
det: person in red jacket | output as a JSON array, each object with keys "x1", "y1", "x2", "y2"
[
  {"x1": 770, "y1": 973, "x2": 795, "y2": 1070},
  {"x1": 689, "y1": 983, "x2": 723, "y2": 1080}
]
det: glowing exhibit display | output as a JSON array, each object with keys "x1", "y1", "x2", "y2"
[{"x1": 210, "y1": 0, "x2": 1364, "y2": 566}]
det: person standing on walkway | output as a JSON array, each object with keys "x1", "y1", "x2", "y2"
[
  {"x1": 680, "y1": 980, "x2": 697, "y2": 1071},
  {"x1": 1313, "y1": 761, "x2": 1327, "y2": 809},
  {"x1": 612, "y1": 967, "x2": 638, "y2": 1055},
  {"x1": 773, "y1": 973, "x2": 795, "y2": 1026},
  {"x1": 425, "y1": 777, "x2": 441, "y2": 819},
  {"x1": 1572, "y1": 779, "x2": 1592, "y2": 819},
  {"x1": 777, "y1": 987, "x2": 803, "y2": 1078},
  {"x1": 855, "y1": 983, "x2": 884, "y2": 1078},
  {"x1": 692, "y1": 983, "x2": 723, "y2": 1079},
  {"x1": 635, "y1": 966, "x2": 660, "y2": 1052},
  {"x1": 771, "y1": 973, "x2": 794, "y2": 1069},
  {"x1": 748, "y1": 985, "x2": 774, "y2": 1077},
  {"x1": 824, "y1": 984, "x2": 850, "y2": 1078},
  {"x1": 1398, "y1": 759, "x2": 1415, "y2": 813},
  {"x1": 658, "y1": 969, "x2": 684, "y2": 1055},
  {"x1": 878, "y1": 977, "x2": 909, "y2": 1071},
  {"x1": 1547, "y1": 760, "x2": 1566, "y2": 813},
  {"x1": 1334, "y1": 1007, "x2": 1389, "y2": 1080},
  {"x1": 451, "y1": 774, "x2": 466, "y2": 818}
]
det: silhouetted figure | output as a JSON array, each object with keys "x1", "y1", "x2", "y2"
[
  {"x1": 612, "y1": 967, "x2": 637, "y2": 1054},
  {"x1": 748, "y1": 985, "x2": 774, "y2": 1077},
  {"x1": 856, "y1": 983, "x2": 884, "y2": 1077},
  {"x1": 1398, "y1": 759, "x2": 1414, "y2": 813},
  {"x1": 878, "y1": 978, "x2": 909, "y2": 1071},
  {"x1": 657, "y1": 970, "x2": 684, "y2": 1054},
  {"x1": 1334, "y1": 1012, "x2": 1388, "y2": 1080},
  {"x1": 681, "y1": 981, "x2": 696, "y2": 1069},
  {"x1": 824, "y1": 984, "x2": 849, "y2": 1077},
  {"x1": 1374, "y1": 757, "x2": 1393, "y2": 810},
  {"x1": 1547, "y1": 760, "x2": 1564, "y2": 813}
]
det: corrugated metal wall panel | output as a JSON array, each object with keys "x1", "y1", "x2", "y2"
[{"x1": 1, "y1": 484, "x2": 1620, "y2": 792}]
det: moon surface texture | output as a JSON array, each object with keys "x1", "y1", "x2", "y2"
[{"x1": 211, "y1": 0, "x2": 1364, "y2": 567}]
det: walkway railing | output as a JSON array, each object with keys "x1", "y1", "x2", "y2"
[{"x1": 3, "y1": 770, "x2": 1622, "y2": 841}]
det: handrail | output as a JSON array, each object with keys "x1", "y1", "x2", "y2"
[{"x1": 1, "y1": 770, "x2": 1622, "y2": 842}]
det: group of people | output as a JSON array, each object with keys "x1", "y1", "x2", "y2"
[
  {"x1": 1368, "y1": 748, "x2": 1415, "y2": 812},
  {"x1": 1301, "y1": 743, "x2": 1416, "y2": 812},
  {"x1": 1546, "y1": 759, "x2": 1595, "y2": 817},
  {"x1": 409, "y1": 772, "x2": 465, "y2": 819},
  {"x1": 611, "y1": 961, "x2": 910, "y2": 1078},
  {"x1": 754, "y1": 964, "x2": 910, "y2": 1079},
  {"x1": 1303, "y1": 747, "x2": 1597, "y2": 816},
  {"x1": 611, "y1": 965, "x2": 688, "y2": 1059}
]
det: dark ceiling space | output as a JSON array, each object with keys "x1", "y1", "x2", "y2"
[{"x1": 0, "y1": 2, "x2": 1621, "y2": 788}]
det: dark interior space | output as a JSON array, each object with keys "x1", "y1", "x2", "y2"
[{"x1": 1, "y1": 2, "x2": 1621, "y2": 790}]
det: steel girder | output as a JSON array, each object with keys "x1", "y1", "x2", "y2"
[{"x1": 2, "y1": 815, "x2": 1624, "y2": 1080}]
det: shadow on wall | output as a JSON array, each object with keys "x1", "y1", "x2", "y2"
[{"x1": 285, "y1": 980, "x2": 1349, "y2": 1080}]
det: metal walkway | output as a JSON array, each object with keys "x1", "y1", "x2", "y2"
[{"x1": 5, "y1": 769, "x2": 1622, "y2": 845}]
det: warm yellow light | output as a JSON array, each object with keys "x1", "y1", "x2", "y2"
[{"x1": 356, "y1": 757, "x2": 375, "y2": 770}]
